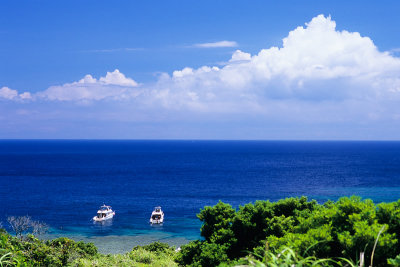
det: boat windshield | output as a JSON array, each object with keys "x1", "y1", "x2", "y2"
[{"x1": 152, "y1": 215, "x2": 161, "y2": 220}]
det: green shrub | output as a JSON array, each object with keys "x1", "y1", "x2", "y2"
[
  {"x1": 244, "y1": 246, "x2": 337, "y2": 267},
  {"x1": 175, "y1": 240, "x2": 202, "y2": 266},
  {"x1": 132, "y1": 241, "x2": 174, "y2": 256},
  {"x1": 129, "y1": 247, "x2": 156, "y2": 264},
  {"x1": 388, "y1": 254, "x2": 400, "y2": 266},
  {"x1": 76, "y1": 241, "x2": 98, "y2": 256},
  {"x1": 176, "y1": 240, "x2": 229, "y2": 267}
]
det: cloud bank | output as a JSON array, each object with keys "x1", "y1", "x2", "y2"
[{"x1": 2, "y1": 15, "x2": 400, "y2": 139}]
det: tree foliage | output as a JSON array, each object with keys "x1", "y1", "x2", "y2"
[{"x1": 178, "y1": 196, "x2": 400, "y2": 267}]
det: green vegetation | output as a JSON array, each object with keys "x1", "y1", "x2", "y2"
[
  {"x1": 75, "y1": 245, "x2": 177, "y2": 267},
  {"x1": 177, "y1": 196, "x2": 400, "y2": 266},
  {"x1": 2, "y1": 196, "x2": 400, "y2": 266},
  {"x1": 0, "y1": 232, "x2": 177, "y2": 266}
]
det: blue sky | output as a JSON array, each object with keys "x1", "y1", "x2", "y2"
[{"x1": 1, "y1": 1, "x2": 400, "y2": 139}]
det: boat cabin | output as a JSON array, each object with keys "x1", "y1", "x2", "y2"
[
  {"x1": 152, "y1": 214, "x2": 162, "y2": 220},
  {"x1": 97, "y1": 205, "x2": 112, "y2": 218},
  {"x1": 154, "y1": 206, "x2": 162, "y2": 212},
  {"x1": 100, "y1": 205, "x2": 112, "y2": 211}
]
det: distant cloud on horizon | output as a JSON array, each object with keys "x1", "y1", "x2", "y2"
[{"x1": 192, "y1": 40, "x2": 238, "y2": 48}]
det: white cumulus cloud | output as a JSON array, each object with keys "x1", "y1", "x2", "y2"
[
  {"x1": 36, "y1": 69, "x2": 139, "y2": 101},
  {"x1": 0, "y1": 87, "x2": 32, "y2": 100},
  {"x1": 99, "y1": 69, "x2": 138, "y2": 87},
  {"x1": 229, "y1": 50, "x2": 252, "y2": 62},
  {"x1": 155, "y1": 14, "x2": 400, "y2": 106},
  {"x1": 3, "y1": 15, "x2": 400, "y2": 122},
  {"x1": 0, "y1": 87, "x2": 18, "y2": 99}
]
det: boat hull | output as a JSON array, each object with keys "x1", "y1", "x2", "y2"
[
  {"x1": 150, "y1": 218, "x2": 164, "y2": 224},
  {"x1": 93, "y1": 212, "x2": 115, "y2": 222},
  {"x1": 150, "y1": 212, "x2": 164, "y2": 224}
]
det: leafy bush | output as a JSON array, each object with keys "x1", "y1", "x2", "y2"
[
  {"x1": 388, "y1": 254, "x2": 400, "y2": 266},
  {"x1": 132, "y1": 241, "x2": 174, "y2": 256},
  {"x1": 0, "y1": 232, "x2": 177, "y2": 267},
  {"x1": 175, "y1": 240, "x2": 229, "y2": 267},
  {"x1": 129, "y1": 248, "x2": 156, "y2": 264},
  {"x1": 0, "y1": 231, "x2": 100, "y2": 266},
  {"x1": 245, "y1": 246, "x2": 335, "y2": 267},
  {"x1": 76, "y1": 241, "x2": 98, "y2": 256}
]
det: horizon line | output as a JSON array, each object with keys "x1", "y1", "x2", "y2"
[{"x1": 0, "y1": 138, "x2": 400, "y2": 142}]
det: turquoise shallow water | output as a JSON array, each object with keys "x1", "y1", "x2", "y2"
[
  {"x1": 44, "y1": 216, "x2": 201, "y2": 254},
  {"x1": 2, "y1": 140, "x2": 400, "y2": 253},
  {"x1": 43, "y1": 186, "x2": 400, "y2": 254},
  {"x1": 44, "y1": 229, "x2": 195, "y2": 254}
]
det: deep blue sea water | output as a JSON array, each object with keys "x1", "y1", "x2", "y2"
[{"x1": 1, "y1": 140, "x2": 400, "y2": 252}]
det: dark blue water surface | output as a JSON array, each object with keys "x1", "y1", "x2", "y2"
[{"x1": 1, "y1": 140, "x2": 400, "y2": 245}]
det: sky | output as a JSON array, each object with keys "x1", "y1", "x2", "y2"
[{"x1": 1, "y1": 0, "x2": 400, "y2": 139}]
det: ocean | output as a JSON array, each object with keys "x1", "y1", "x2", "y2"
[{"x1": 1, "y1": 140, "x2": 400, "y2": 253}]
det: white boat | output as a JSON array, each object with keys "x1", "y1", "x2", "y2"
[
  {"x1": 150, "y1": 206, "x2": 164, "y2": 224},
  {"x1": 93, "y1": 205, "x2": 115, "y2": 222}
]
